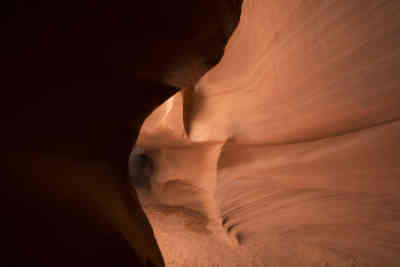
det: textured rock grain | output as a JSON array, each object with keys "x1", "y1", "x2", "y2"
[{"x1": 135, "y1": 1, "x2": 400, "y2": 266}]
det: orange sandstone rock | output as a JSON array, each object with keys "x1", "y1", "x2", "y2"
[{"x1": 134, "y1": 1, "x2": 400, "y2": 266}]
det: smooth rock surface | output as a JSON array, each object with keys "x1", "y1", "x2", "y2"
[{"x1": 134, "y1": 1, "x2": 400, "y2": 266}]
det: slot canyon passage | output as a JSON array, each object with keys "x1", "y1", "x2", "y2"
[
  {"x1": 133, "y1": 0, "x2": 400, "y2": 266},
  {"x1": 3, "y1": 0, "x2": 400, "y2": 266}
]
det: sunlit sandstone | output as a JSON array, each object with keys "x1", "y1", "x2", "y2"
[{"x1": 133, "y1": 1, "x2": 400, "y2": 266}]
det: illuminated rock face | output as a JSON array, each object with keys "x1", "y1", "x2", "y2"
[{"x1": 133, "y1": 1, "x2": 400, "y2": 266}]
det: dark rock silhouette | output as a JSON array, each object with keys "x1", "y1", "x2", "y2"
[{"x1": 2, "y1": 1, "x2": 241, "y2": 266}]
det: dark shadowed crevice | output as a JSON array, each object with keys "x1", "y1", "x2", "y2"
[{"x1": 2, "y1": 0, "x2": 244, "y2": 266}]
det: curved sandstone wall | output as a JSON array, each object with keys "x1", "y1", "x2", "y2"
[{"x1": 134, "y1": 1, "x2": 400, "y2": 266}]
